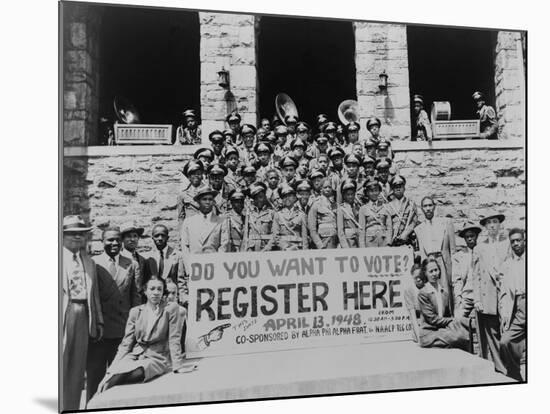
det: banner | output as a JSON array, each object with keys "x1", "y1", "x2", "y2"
[{"x1": 185, "y1": 246, "x2": 415, "y2": 357}]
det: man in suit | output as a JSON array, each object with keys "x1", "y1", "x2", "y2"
[
  {"x1": 499, "y1": 228, "x2": 526, "y2": 380},
  {"x1": 478, "y1": 213, "x2": 510, "y2": 275},
  {"x1": 120, "y1": 221, "x2": 149, "y2": 299},
  {"x1": 62, "y1": 216, "x2": 103, "y2": 411},
  {"x1": 87, "y1": 226, "x2": 140, "y2": 402},
  {"x1": 414, "y1": 196, "x2": 456, "y2": 311},
  {"x1": 472, "y1": 214, "x2": 508, "y2": 374},
  {"x1": 146, "y1": 224, "x2": 186, "y2": 304},
  {"x1": 180, "y1": 185, "x2": 224, "y2": 255}
]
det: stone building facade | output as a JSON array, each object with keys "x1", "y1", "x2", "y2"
[{"x1": 61, "y1": 4, "x2": 526, "y2": 253}]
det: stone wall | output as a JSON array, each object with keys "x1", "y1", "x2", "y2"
[
  {"x1": 199, "y1": 12, "x2": 258, "y2": 134},
  {"x1": 494, "y1": 31, "x2": 526, "y2": 141},
  {"x1": 62, "y1": 3, "x2": 101, "y2": 146},
  {"x1": 65, "y1": 146, "x2": 524, "y2": 255},
  {"x1": 354, "y1": 23, "x2": 411, "y2": 141}
]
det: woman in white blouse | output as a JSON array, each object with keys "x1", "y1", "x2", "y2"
[
  {"x1": 417, "y1": 258, "x2": 470, "y2": 350},
  {"x1": 97, "y1": 277, "x2": 187, "y2": 393}
]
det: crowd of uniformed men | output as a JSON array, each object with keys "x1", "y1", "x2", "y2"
[{"x1": 62, "y1": 95, "x2": 523, "y2": 410}]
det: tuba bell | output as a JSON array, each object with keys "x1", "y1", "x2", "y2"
[
  {"x1": 275, "y1": 93, "x2": 299, "y2": 125},
  {"x1": 114, "y1": 96, "x2": 141, "y2": 124},
  {"x1": 337, "y1": 99, "x2": 359, "y2": 125}
]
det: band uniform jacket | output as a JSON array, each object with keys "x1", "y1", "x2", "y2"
[
  {"x1": 220, "y1": 210, "x2": 245, "y2": 252},
  {"x1": 177, "y1": 183, "x2": 202, "y2": 227},
  {"x1": 93, "y1": 253, "x2": 140, "y2": 339},
  {"x1": 358, "y1": 200, "x2": 391, "y2": 247},
  {"x1": 241, "y1": 203, "x2": 279, "y2": 251},
  {"x1": 238, "y1": 145, "x2": 257, "y2": 166},
  {"x1": 337, "y1": 201, "x2": 360, "y2": 248},
  {"x1": 498, "y1": 253, "x2": 526, "y2": 330},
  {"x1": 308, "y1": 195, "x2": 338, "y2": 249},
  {"x1": 62, "y1": 248, "x2": 104, "y2": 350},
  {"x1": 266, "y1": 187, "x2": 283, "y2": 211},
  {"x1": 211, "y1": 182, "x2": 234, "y2": 215},
  {"x1": 477, "y1": 104, "x2": 498, "y2": 139},
  {"x1": 225, "y1": 169, "x2": 241, "y2": 190},
  {"x1": 274, "y1": 204, "x2": 308, "y2": 250},
  {"x1": 180, "y1": 212, "x2": 224, "y2": 255},
  {"x1": 175, "y1": 126, "x2": 202, "y2": 145},
  {"x1": 386, "y1": 196, "x2": 418, "y2": 244},
  {"x1": 144, "y1": 246, "x2": 186, "y2": 304},
  {"x1": 104, "y1": 302, "x2": 185, "y2": 382}
]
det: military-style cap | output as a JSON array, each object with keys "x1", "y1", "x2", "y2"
[
  {"x1": 194, "y1": 147, "x2": 214, "y2": 161},
  {"x1": 223, "y1": 145, "x2": 239, "y2": 158},
  {"x1": 241, "y1": 124, "x2": 257, "y2": 135},
  {"x1": 316, "y1": 114, "x2": 329, "y2": 126},
  {"x1": 278, "y1": 184, "x2": 296, "y2": 198},
  {"x1": 254, "y1": 142, "x2": 272, "y2": 154},
  {"x1": 345, "y1": 121, "x2": 360, "y2": 132},
  {"x1": 284, "y1": 114, "x2": 298, "y2": 124},
  {"x1": 274, "y1": 125, "x2": 288, "y2": 136},
  {"x1": 340, "y1": 178, "x2": 357, "y2": 193},
  {"x1": 296, "y1": 121, "x2": 310, "y2": 133},
  {"x1": 328, "y1": 146, "x2": 345, "y2": 159},
  {"x1": 363, "y1": 178, "x2": 382, "y2": 190},
  {"x1": 323, "y1": 121, "x2": 337, "y2": 133},
  {"x1": 279, "y1": 156, "x2": 298, "y2": 169},
  {"x1": 193, "y1": 185, "x2": 218, "y2": 201},
  {"x1": 458, "y1": 221, "x2": 483, "y2": 238},
  {"x1": 378, "y1": 140, "x2": 390, "y2": 150},
  {"x1": 365, "y1": 137, "x2": 377, "y2": 148},
  {"x1": 363, "y1": 155, "x2": 376, "y2": 166},
  {"x1": 256, "y1": 127, "x2": 268, "y2": 137},
  {"x1": 182, "y1": 159, "x2": 204, "y2": 176},
  {"x1": 182, "y1": 109, "x2": 197, "y2": 118},
  {"x1": 479, "y1": 213, "x2": 505, "y2": 227},
  {"x1": 344, "y1": 154, "x2": 362, "y2": 165},
  {"x1": 336, "y1": 124, "x2": 345, "y2": 135},
  {"x1": 472, "y1": 91, "x2": 484, "y2": 101},
  {"x1": 308, "y1": 168, "x2": 326, "y2": 180},
  {"x1": 226, "y1": 112, "x2": 241, "y2": 123},
  {"x1": 208, "y1": 130, "x2": 224, "y2": 143},
  {"x1": 265, "y1": 131, "x2": 277, "y2": 144},
  {"x1": 296, "y1": 179, "x2": 312, "y2": 192},
  {"x1": 228, "y1": 188, "x2": 246, "y2": 201},
  {"x1": 413, "y1": 94, "x2": 424, "y2": 105},
  {"x1": 223, "y1": 129, "x2": 236, "y2": 138},
  {"x1": 314, "y1": 133, "x2": 329, "y2": 144},
  {"x1": 366, "y1": 117, "x2": 382, "y2": 130},
  {"x1": 390, "y1": 175, "x2": 407, "y2": 187},
  {"x1": 249, "y1": 182, "x2": 268, "y2": 197},
  {"x1": 375, "y1": 157, "x2": 392, "y2": 170},
  {"x1": 290, "y1": 137, "x2": 307, "y2": 149},
  {"x1": 241, "y1": 164, "x2": 257, "y2": 175},
  {"x1": 207, "y1": 163, "x2": 228, "y2": 177}
]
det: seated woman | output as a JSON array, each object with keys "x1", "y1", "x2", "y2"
[
  {"x1": 417, "y1": 258, "x2": 470, "y2": 350},
  {"x1": 97, "y1": 277, "x2": 187, "y2": 394}
]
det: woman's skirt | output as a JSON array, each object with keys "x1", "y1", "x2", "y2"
[{"x1": 419, "y1": 318, "x2": 470, "y2": 351}]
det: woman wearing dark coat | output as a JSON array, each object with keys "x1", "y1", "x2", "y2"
[{"x1": 417, "y1": 258, "x2": 470, "y2": 350}]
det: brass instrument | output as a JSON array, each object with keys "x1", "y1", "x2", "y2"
[
  {"x1": 337, "y1": 99, "x2": 359, "y2": 125},
  {"x1": 114, "y1": 96, "x2": 141, "y2": 124},
  {"x1": 275, "y1": 93, "x2": 299, "y2": 125}
]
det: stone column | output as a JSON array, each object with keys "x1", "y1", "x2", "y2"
[
  {"x1": 354, "y1": 23, "x2": 411, "y2": 141},
  {"x1": 62, "y1": 3, "x2": 101, "y2": 146},
  {"x1": 199, "y1": 13, "x2": 258, "y2": 135},
  {"x1": 494, "y1": 31, "x2": 526, "y2": 141}
]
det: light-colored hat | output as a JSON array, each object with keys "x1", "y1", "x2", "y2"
[
  {"x1": 63, "y1": 215, "x2": 93, "y2": 233},
  {"x1": 120, "y1": 221, "x2": 145, "y2": 237}
]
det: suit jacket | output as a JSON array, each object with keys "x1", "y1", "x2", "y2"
[
  {"x1": 415, "y1": 217, "x2": 456, "y2": 262},
  {"x1": 145, "y1": 246, "x2": 186, "y2": 305},
  {"x1": 93, "y1": 252, "x2": 140, "y2": 339},
  {"x1": 62, "y1": 248, "x2": 103, "y2": 350},
  {"x1": 120, "y1": 248, "x2": 149, "y2": 295},
  {"x1": 471, "y1": 247, "x2": 499, "y2": 315},
  {"x1": 110, "y1": 302, "x2": 186, "y2": 379},
  {"x1": 498, "y1": 253, "x2": 526, "y2": 330},
  {"x1": 180, "y1": 212, "x2": 224, "y2": 255},
  {"x1": 417, "y1": 283, "x2": 454, "y2": 331},
  {"x1": 451, "y1": 248, "x2": 476, "y2": 310}
]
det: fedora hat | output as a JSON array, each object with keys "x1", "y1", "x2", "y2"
[
  {"x1": 458, "y1": 221, "x2": 482, "y2": 238},
  {"x1": 63, "y1": 215, "x2": 93, "y2": 233},
  {"x1": 193, "y1": 185, "x2": 218, "y2": 202},
  {"x1": 120, "y1": 221, "x2": 145, "y2": 237},
  {"x1": 480, "y1": 213, "x2": 505, "y2": 227}
]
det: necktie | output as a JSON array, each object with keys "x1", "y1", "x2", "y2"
[
  {"x1": 108, "y1": 257, "x2": 117, "y2": 277},
  {"x1": 158, "y1": 249, "x2": 164, "y2": 277}
]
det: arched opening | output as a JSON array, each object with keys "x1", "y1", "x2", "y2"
[
  {"x1": 98, "y1": 6, "x2": 200, "y2": 138},
  {"x1": 257, "y1": 16, "x2": 357, "y2": 125}
]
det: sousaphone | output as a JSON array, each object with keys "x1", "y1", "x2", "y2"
[
  {"x1": 275, "y1": 93, "x2": 299, "y2": 125},
  {"x1": 114, "y1": 96, "x2": 141, "y2": 124},
  {"x1": 337, "y1": 99, "x2": 359, "y2": 125}
]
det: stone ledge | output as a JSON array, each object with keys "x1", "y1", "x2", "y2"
[{"x1": 64, "y1": 139, "x2": 524, "y2": 158}]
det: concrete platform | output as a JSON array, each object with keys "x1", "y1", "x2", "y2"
[{"x1": 88, "y1": 341, "x2": 513, "y2": 410}]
